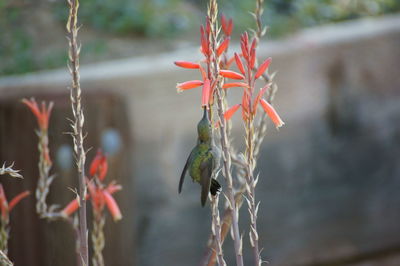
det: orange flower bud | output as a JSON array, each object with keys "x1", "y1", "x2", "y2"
[
  {"x1": 174, "y1": 61, "x2": 200, "y2": 69},
  {"x1": 219, "y1": 70, "x2": 245, "y2": 80},
  {"x1": 255, "y1": 57, "x2": 272, "y2": 79},
  {"x1": 252, "y1": 85, "x2": 269, "y2": 115},
  {"x1": 223, "y1": 82, "x2": 249, "y2": 89},
  {"x1": 234, "y1": 53, "x2": 245, "y2": 75},
  {"x1": 217, "y1": 37, "x2": 230, "y2": 56},
  {"x1": 224, "y1": 104, "x2": 241, "y2": 121},
  {"x1": 176, "y1": 80, "x2": 204, "y2": 92}
]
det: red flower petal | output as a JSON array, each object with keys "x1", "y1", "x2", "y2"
[
  {"x1": 223, "y1": 82, "x2": 249, "y2": 89},
  {"x1": 241, "y1": 90, "x2": 250, "y2": 121},
  {"x1": 202, "y1": 79, "x2": 211, "y2": 107},
  {"x1": 174, "y1": 61, "x2": 200, "y2": 69},
  {"x1": 260, "y1": 99, "x2": 285, "y2": 129},
  {"x1": 255, "y1": 57, "x2": 272, "y2": 79},
  {"x1": 8, "y1": 191, "x2": 30, "y2": 212},
  {"x1": 221, "y1": 14, "x2": 228, "y2": 34},
  {"x1": 177, "y1": 80, "x2": 204, "y2": 92},
  {"x1": 61, "y1": 194, "x2": 90, "y2": 217},
  {"x1": 219, "y1": 70, "x2": 245, "y2": 80},
  {"x1": 227, "y1": 19, "x2": 233, "y2": 36},
  {"x1": 61, "y1": 198, "x2": 80, "y2": 217},
  {"x1": 250, "y1": 48, "x2": 256, "y2": 69},
  {"x1": 22, "y1": 98, "x2": 53, "y2": 131},
  {"x1": 224, "y1": 104, "x2": 241, "y2": 121},
  {"x1": 89, "y1": 150, "x2": 108, "y2": 181},
  {"x1": 200, "y1": 26, "x2": 209, "y2": 56},
  {"x1": 241, "y1": 41, "x2": 248, "y2": 61},
  {"x1": 234, "y1": 53, "x2": 245, "y2": 75},
  {"x1": 252, "y1": 85, "x2": 269, "y2": 115},
  {"x1": 103, "y1": 191, "x2": 122, "y2": 221},
  {"x1": 217, "y1": 37, "x2": 230, "y2": 56},
  {"x1": 241, "y1": 33, "x2": 249, "y2": 60}
]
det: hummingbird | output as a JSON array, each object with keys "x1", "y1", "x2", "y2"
[{"x1": 179, "y1": 107, "x2": 221, "y2": 207}]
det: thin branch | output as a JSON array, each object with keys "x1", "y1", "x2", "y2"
[{"x1": 66, "y1": 0, "x2": 89, "y2": 264}]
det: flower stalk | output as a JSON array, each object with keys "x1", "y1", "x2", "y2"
[
  {"x1": 66, "y1": 0, "x2": 89, "y2": 264},
  {"x1": 210, "y1": 195, "x2": 226, "y2": 266},
  {"x1": 22, "y1": 98, "x2": 58, "y2": 219},
  {"x1": 207, "y1": 1, "x2": 244, "y2": 265},
  {"x1": 62, "y1": 151, "x2": 122, "y2": 266}
]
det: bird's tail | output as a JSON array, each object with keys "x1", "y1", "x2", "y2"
[{"x1": 210, "y1": 178, "x2": 221, "y2": 196}]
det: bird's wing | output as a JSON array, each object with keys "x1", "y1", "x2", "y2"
[
  {"x1": 200, "y1": 153, "x2": 214, "y2": 207},
  {"x1": 179, "y1": 148, "x2": 195, "y2": 194}
]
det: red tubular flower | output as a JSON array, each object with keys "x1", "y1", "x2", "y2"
[
  {"x1": 22, "y1": 98, "x2": 54, "y2": 131},
  {"x1": 234, "y1": 53, "x2": 245, "y2": 75},
  {"x1": 200, "y1": 26, "x2": 209, "y2": 56},
  {"x1": 219, "y1": 70, "x2": 245, "y2": 80},
  {"x1": 252, "y1": 85, "x2": 269, "y2": 115},
  {"x1": 202, "y1": 79, "x2": 211, "y2": 107},
  {"x1": 174, "y1": 61, "x2": 200, "y2": 69},
  {"x1": 9, "y1": 191, "x2": 30, "y2": 212},
  {"x1": 61, "y1": 198, "x2": 80, "y2": 217},
  {"x1": 260, "y1": 99, "x2": 285, "y2": 129},
  {"x1": 221, "y1": 15, "x2": 233, "y2": 36},
  {"x1": 241, "y1": 90, "x2": 250, "y2": 121},
  {"x1": 249, "y1": 39, "x2": 257, "y2": 69},
  {"x1": 176, "y1": 80, "x2": 204, "y2": 92},
  {"x1": 255, "y1": 57, "x2": 272, "y2": 79},
  {"x1": 103, "y1": 191, "x2": 122, "y2": 221},
  {"x1": 0, "y1": 184, "x2": 30, "y2": 220},
  {"x1": 61, "y1": 193, "x2": 90, "y2": 217},
  {"x1": 224, "y1": 104, "x2": 241, "y2": 121},
  {"x1": 90, "y1": 150, "x2": 108, "y2": 181},
  {"x1": 240, "y1": 33, "x2": 249, "y2": 60},
  {"x1": 223, "y1": 82, "x2": 249, "y2": 89},
  {"x1": 217, "y1": 37, "x2": 230, "y2": 56}
]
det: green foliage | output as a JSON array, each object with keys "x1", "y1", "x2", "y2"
[
  {"x1": 54, "y1": 0, "x2": 191, "y2": 37},
  {"x1": 0, "y1": 7, "x2": 36, "y2": 75},
  {"x1": 220, "y1": 0, "x2": 400, "y2": 37},
  {"x1": 266, "y1": 0, "x2": 400, "y2": 36},
  {"x1": 1, "y1": 0, "x2": 399, "y2": 75}
]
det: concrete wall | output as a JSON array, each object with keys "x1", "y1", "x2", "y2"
[{"x1": 0, "y1": 14, "x2": 400, "y2": 266}]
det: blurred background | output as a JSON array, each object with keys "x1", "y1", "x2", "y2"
[{"x1": 0, "y1": 0, "x2": 400, "y2": 265}]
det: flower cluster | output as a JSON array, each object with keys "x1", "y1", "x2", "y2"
[
  {"x1": 175, "y1": 17, "x2": 284, "y2": 129},
  {"x1": 22, "y1": 98, "x2": 53, "y2": 165},
  {"x1": 62, "y1": 150, "x2": 122, "y2": 221},
  {"x1": 21, "y1": 98, "x2": 54, "y2": 132},
  {"x1": 220, "y1": 32, "x2": 284, "y2": 128},
  {"x1": 175, "y1": 16, "x2": 233, "y2": 108}
]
